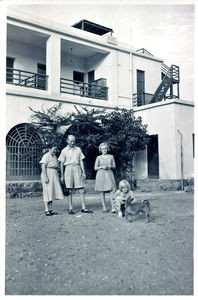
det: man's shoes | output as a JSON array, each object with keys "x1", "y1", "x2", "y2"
[
  {"x1": 81, "y1": 208, "x2": 93, "y2": 213},
  {"x1": 45, "y1": 211, "x2": 52, "y2": 216},
  {"x1": 68, "y1": 209, "x2": 75, "y2": 215}
]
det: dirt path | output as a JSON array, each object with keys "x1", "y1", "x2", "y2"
[{"x1": 5, "y1": 191, "x2": 193, "y2": 295}]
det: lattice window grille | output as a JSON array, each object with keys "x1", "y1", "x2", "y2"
[{"x1": 6, "y1": 123, "x2": 42, "y2": 179}]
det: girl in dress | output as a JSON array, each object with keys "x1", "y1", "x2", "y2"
[
  {"x1": 94, "y1": 142, "x2": 117, "y2": 213},
  {"x1": 40, "y1": 144, "x2": 64, "y2": 216},
  {"x1": 112, "y1": 180, "x2": 135, "y2": 218}
]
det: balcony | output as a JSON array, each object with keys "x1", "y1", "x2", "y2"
[
  {"x1": 60, "y1": 78, "x2": 108, "y2": 100},
  {"x1": 6, "y1": 67, "x2": 48, "y2": 90},
  {"x1": 133, "y1": 92, "x2": 153, "y2": 107}
]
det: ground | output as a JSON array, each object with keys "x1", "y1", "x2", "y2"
[{"x1": 5, "y1": 191, "x2": 193, "y2": 295}]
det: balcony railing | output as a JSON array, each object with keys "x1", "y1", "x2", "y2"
[
  {"x1": 133, "y1": 92, "x2": 153, "y2": 107},
  {"x1": 60, "y1": 78, "x2": 108, "y2": 100},
  {"x1": 6, "y1": 67, "x2": 48, "y2": 90}
]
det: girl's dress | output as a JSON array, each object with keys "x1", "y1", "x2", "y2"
[
  {"x1": 94, "y1": 154, "x2": 116, "y2": 192},
  {"x1": 40, "y1": 152, "x2": 64, "y2": 203},
  {"x1": 112, "y1": 189, "x2": 135, "y2": 211}
]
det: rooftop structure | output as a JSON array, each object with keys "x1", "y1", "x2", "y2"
[{"x1": 72, "y1": 19, "x2": 113, "y2": 36}]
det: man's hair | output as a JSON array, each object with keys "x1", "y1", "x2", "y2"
[{"x1": 67, "y1": 135, "x2": 75, "y2": 141}]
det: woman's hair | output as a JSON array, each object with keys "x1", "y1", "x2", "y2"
[
  {"x1": 99, "y1": 142, "x2": 110, "y2": 153},
  {"x1": 47, "y1": 143, "x2": 57, "y2": 150},
  {"x1": 119, "y1": 180, "x2": 131, "y2": 190}
]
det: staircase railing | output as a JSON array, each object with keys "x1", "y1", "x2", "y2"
[
  {"x1": 136, "y1": 48, "x2": 154, "y2": 57},
  {"x1": 135, "y1": 48, "x2": 180, "y2": 105},
  {"x1": 150, "y1": 64, "x2": 179, "y2": 103},
  {"x1": 161, "y1": 63, "x2": 170, "y2": 75},
  {"x1": 133, "y1": 92, "x2": 153, "y2": 107}
]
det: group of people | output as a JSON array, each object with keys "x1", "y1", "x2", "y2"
[{"x1": 40, "y1": 135, "x2": 136, "y2": 217}]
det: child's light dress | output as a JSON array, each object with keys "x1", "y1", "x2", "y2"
[
  {"x1": 94, "y1": 154, "x2": 116, "y2": 192},
  {"x1": 40, "y1": 152, "x2": 64, "y2": 203},
  {"x1": 112, "y1": 189, "x2": 135, "y2": 211}
]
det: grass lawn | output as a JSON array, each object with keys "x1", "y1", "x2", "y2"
[{"x1": 5, "y1": 191, "x2": 194, "y2": 295}]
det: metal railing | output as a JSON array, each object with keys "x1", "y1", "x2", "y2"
[
  {"x1": 60, "y1": 78, "x2": 108, "y2": 100},
  {"x1": 136, "y1": 48, "x2": 154, "y2": 57},
  {"x1": 161, "y1": 63, "x2": 170, "y2": 75},
  {"x1": 133, "y1": 92, "x2": 153, "y2": 107},
  {"x1": 6, "y1": 67, "x2": 48, "y2": 90}
]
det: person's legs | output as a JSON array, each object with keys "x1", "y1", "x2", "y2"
[
  {"x1": 114, "y1": 196, "x2": 123, "y2": 216},
  {"x1": 44, "y1": 201, "x2": 52, "y2": 216},
  {"x1": 100, "y1": 192, "x2": 107, "y2": 211},
  {"x1": 118, "y1": 207, "x2": 122, "y2": 218},
  {"x1": 68, "y1": 193, "x2": 75, "y2": 214},
  {"x1": 79, "y1": 188, "x2": 86, "y2": 210},
  {"x1": 48, "y1": 201, "x2": 52, "y2": 211},
  {"x1": 68, "y1": 193, "x2": 73, "y2": 210},
  {"x1": 110, "y1": 191, "x2": 116, "y2": 212},
  {"x1": 44, "y1": 201, "x2": 49, "y2": 212}
]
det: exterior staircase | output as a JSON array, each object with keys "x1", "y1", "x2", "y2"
[
  {"x1": 136, "y1": 48, "x2": 180, "y2": 104},
  {"x1": 150, "y1": 64, "x2": 180, "y2": 103}
]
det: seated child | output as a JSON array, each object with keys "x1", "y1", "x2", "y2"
[{"x1": 112, "y1": 179, "x2": 136, "y2": 218}]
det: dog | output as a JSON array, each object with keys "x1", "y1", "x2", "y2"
[{"x1": 124, "y1": 199, "x2": 151, "y2": 222}]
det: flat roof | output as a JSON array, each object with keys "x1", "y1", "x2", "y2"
[{"x1": 72, "y1": 19, "x2": 113, "y2": 36}]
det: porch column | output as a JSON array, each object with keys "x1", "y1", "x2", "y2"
[{"x1": 46, "y1": 34, "x2": 61, "y2": 96}]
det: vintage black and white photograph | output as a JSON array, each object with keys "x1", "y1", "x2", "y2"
[{"x1": 1, "y1": 0, "x2": 196, "y2": 296}]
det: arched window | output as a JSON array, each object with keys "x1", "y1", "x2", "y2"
[{"x1": 6, "y1": 123, "x2": 42, "y2": 180}]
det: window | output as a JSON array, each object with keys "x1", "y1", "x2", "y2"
[
  {"x1": 6, "y1": 57, "x2": 15, "y2": 83},
  {"x1": 137, "y1": 70, "x2": 145, "y2": 106},
  {"x1": 73, "y1": 71, "x2": 84, "y2": 84},
  {"x1": 37, "y1": 63, "x2": 46, "y2": 90},
  {"x1": 6, "y1": 123, "x2": 42, "y2": 180}
]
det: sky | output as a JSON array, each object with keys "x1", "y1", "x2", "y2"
[{"x1": 8, "y1": 2, "x2": 195, "y2": 101}]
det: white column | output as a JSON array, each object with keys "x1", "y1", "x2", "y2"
[{"x1": 46, "y1": 34, "x2": 61, "y2": 96}]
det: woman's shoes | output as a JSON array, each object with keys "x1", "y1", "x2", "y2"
[
  {"x1": 68, "y1": 209, "x2": 75, "y2": 215},
  {"x1": 81, "y1": 208, "x2": 93, "y2": 213},
  {"x1": 111, "y1": 209, "x2": 117, "y2": 214}
]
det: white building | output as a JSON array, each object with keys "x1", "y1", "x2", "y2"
[{"x1": 6, "y1": 9, "x2": 194, "y2": 184}]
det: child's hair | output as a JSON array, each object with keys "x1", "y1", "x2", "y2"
[
  {"x1": 119, "y1": 180, "x2": 131, "y2": 191},
  {"x1": 99, "y1": 142, "x2": 110, "y2": 153}
]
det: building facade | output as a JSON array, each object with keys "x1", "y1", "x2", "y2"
[{"x1": 6, "y1": 9, "x2": 194, "y2": 182}]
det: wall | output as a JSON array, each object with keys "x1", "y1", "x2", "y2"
[
  {"x1": 86, "y1": 50, "x2": 119, "y2": 106},
  {"x1": 174, "y1": 104, "x2": 194, "y2": 178},
  {"x1": 117, "y1": 51, "x2": 132, "y2": 108},
  {"x1": 132, "y1": 55, "x2": 162, "y2": 95},
  {"x1": 6, "y1": 94, "x2": 76, "y2": 133},
  {"x1": 134, "y1": 101, "x2": 194, "y2": 180},
  {"x1": 135, "y1": 149, "x2": 148, "y2": 179},
  {"x1": 7, "y1": 39, "x2": 46, "y2": 73},
  {"x1": 61, "y1": 53, "x2": 86, "y2": 80}
]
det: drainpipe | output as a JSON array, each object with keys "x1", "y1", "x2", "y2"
[
  {"x1": 177, "y1": 130, "x2": 184, "y2": 190},
  {"x1": 129, "y1": 28, "x2": 133, "y2": 108},
  {"x1": 129, "y1": 52, "x2": 133, "y2": 108}
]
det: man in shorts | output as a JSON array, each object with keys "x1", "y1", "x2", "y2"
[{"x1": 59, "y1": 135, "x2": 93, "y2": 214}]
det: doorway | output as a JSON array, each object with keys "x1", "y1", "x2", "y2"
[
  {"x1": 37, "y1": 63, "x2": 46, "y2": 89},
  {"x1": 147, "y1": 134, "x2": 159, "y2": 178}
]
